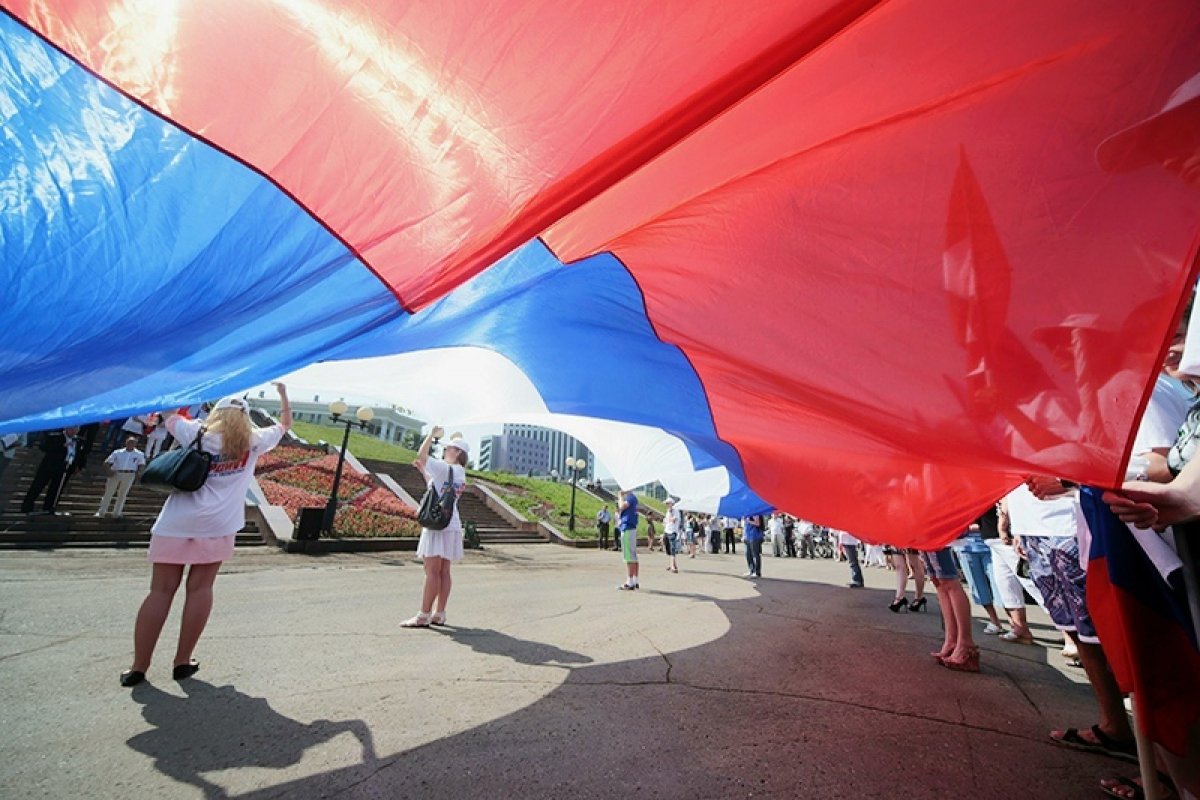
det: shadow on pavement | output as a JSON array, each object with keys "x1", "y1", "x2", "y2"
[
  {"x1": 127, "y1": 680, "x2": 376, "y2": 799},
  {"x1": 434, "y1": 626, "x2": 593, "y2": 666},
  {"x1": 227, "y1": 579, "x2": 1112, "y2": 799}
]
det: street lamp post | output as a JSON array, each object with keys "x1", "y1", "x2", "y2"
[
  {"x1": 565, "y1": 456, "x2": 587, "y2": 532},
  {"x1": 321, "y1": 401, "x2": 375, "y2": 537}
]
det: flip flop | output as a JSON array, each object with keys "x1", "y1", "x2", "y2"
[{"x1": 1050, "y1": 725, "x2": 1138, "y2": 763}]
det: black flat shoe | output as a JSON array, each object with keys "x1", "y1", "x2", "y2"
[
  {"x1": 172, "y1": 660, "x2": 200, "y2": 680},
  {"x1": 120, "y1": 670, "x2": 145, "y2": 687}
]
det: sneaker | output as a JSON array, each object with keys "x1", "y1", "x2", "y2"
[
  {"x1": 93, "y1": 512, "x2": 103, "y2": 517},
  {"x1": 400, "y1": 613, "x2": 432, "y2": 628},
  {"x1": 847, "y1": 583, "x2": 864, "y2": 588},
  {"x1": 618, "y1": 583, "x2": 636, "y2": 590},
  {"x1": 983, "y1": 622, "x2": 1005, "y2": 635},
  {"x1": 743, "y1": 572, "x2": 754, "y2": 577}
]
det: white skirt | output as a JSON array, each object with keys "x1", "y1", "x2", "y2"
[{"x1": 416, "y1": 526, "x2": 464, "y2": 562}]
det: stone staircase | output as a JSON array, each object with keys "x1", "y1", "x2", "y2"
[
  {"x1": 0, "y1": 444, "x2": 264, "y2": 550},
  {"x1": 591, "y1": 484, "x2": 616, "y2": 502},
  {"x1": 361, "y1": 458, "x2": 546, "y2": 545}
]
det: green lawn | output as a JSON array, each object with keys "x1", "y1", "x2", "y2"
[
  {"x1": 470, "y1": 471, "x2": 618, "y2": 539},
  {"x1": 289, "y1": 421, "x2": 419, "y2": 463},
  {"x1": 469, "y1": 471, "x2": 664, "y2": 539}
]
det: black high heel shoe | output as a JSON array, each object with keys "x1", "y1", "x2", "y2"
[
  {"x1": 888, "y1": 597, "x2": 908, "y2": 613},
  {"x1": 908, "y1": 597, "x2": 928, "y2": 612}
]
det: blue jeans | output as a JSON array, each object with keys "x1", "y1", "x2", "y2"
[
  {"x1": 744, "y1": 540, "x2": 762, "y2": 576},
  {"x1": 844, "y1": 544, "x2": 863, "y2": 585}
]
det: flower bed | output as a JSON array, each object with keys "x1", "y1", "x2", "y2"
[
  {"x1": 259, "y1": 481, "x2": 328, "y2": 520},
  {"x1": 269, "y1": 461, "x2": 373, "y2": 498},
  {"x1": 256, "y1": 445, "x2": 325, "y2": 474},
  {"x1": 256, "y1": 447, "x2": 417, "y2": 538},
  {"x1": 335, "y1": 506, "x2": 421, "y2": 537}
]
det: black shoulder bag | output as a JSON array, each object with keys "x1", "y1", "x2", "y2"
[
  {"x1": 141, "y1": 427, "x2": 213, "y2": 493},
  {"x1": 417, "y1": 475, "x2": 457, "y2": 530}
]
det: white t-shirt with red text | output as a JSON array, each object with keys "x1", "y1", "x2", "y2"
[{"x1": 152, "y1": 417, "x2": 285, "y2": 538}]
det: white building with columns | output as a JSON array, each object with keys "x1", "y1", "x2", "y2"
[{"x1": 250, "y1": 394, "x2": 424, "y2": 447}]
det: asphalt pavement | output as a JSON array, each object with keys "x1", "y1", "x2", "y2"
[{"x1": 0, "y1": 544, "x2": 1127, "y2": 798}]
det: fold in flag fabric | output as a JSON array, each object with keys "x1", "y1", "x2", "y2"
[
  {"x1": 2, "y1": 2, "x2": 1199, "y2": 539},
  {"x1": 1079, "y1": 487, "x2": 1200, "y2": 756}
]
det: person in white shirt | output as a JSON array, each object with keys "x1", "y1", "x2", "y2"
[
  {"x1": 121, "y1": 414, "x2": 147, "y2": 443},
  {"x1": 837, "y1": 530, "x2": 864, "y2": 587},
  {"x1": 144, "y1": 413, "x2": 169, "y2": 460},
  {"x1": 0, "y1": 432, "x2": 21, "y2": 482},
  {"x1": 401, "y1": 427, "x2": 469, "y2": 628},
  {"x1": 768, "y1": 512, "x2": 785, "y2": 557},
  {"x1": 120, "y1": 385, "x2": 290, "y2": 688},
  {"x1": 595, "y1": 505, "x2": 612, "y2": 550},
  {"x1": 797, "y1": 519, "x2": 816, "y2": 558},
  {"x1": 662, "y1": 498, "x2": 682, "y2": 573},
  {"x1": 95, "y1": 436, "x2": 146, "y2": 518}
]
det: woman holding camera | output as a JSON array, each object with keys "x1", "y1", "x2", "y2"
[
  {"x1": 401, "y1": 427, "x2": 469, "y2": 628},
  {"x1": 121, "y1": 383, "x2": 290, "y2": 686}
]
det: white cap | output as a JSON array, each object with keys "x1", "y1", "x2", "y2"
[
  {"x1": 445, "y1": 438, "x2": 470, "y2": 456},
  {"x1": 212, "y1": 396, "x2": 250, "y2": 414}
]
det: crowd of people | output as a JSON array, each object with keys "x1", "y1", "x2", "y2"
[
  {"x1": 590, "y1": 305, "x2": 1200, "y2": 799},
  {"x1": 3, "y1": 306, "x2": 1197, "y2": 800},
  {"x1": 10, "y1": 404, "x2": 218, "y2": 519}
]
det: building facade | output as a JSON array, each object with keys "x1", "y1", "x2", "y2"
[
  {"x1": 250, "y1": 396, "x2": 424, "y2": 448},
  {"x1": 485, "y1": 424, "x2": 594, "y2": 480}
]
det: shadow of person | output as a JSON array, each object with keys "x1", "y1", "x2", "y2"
[
  {"x1": 640, "y1": 587, "x2": 731, "y2": 604},
  {"x1": 435, "y1": 626, "x2": 593, "y2": 667},
  {"x1": 127, "y1": 680, "x2": 376, "y2": 799}
]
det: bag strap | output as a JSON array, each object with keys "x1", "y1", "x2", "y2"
[{"x1": 191, "y1": 426, "x2": 207, "y2": 451}]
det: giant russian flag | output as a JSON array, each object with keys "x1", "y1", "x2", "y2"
[{"x1": 2, "y1": 2, "x2": 1199, "y2": 540}]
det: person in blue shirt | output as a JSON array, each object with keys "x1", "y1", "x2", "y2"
[
  {"x1": 617, "y1": 489, "x2": 640, "y2": 590},
  {"x1": 742, "y1": 514, "x2": 765, "y2": 578}
]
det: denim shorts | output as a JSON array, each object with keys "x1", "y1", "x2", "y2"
[
  {"x1": 921, "y1": 548, "x2": 960, "y2": 582},
  {"x1": 951, "y1": 534, "x2": 1000, "y2": 607},
  {"x1": 1023, "y1": 534, "x2": 1097, "y2": 643}
]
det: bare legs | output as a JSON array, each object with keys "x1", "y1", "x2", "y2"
[
  {"x1": 436, "y1": 558, "x2": 452, "y2": 615},
  {"x1": 982, "y1": 602, "x2": 1004, "y2": 629},
  {"x1": 931, "y1": 576, "x2": 976, "y2": 663},
  {"x1": 1004, "y1": 606, "x2": 1032, "y2": 638},
  {"x1": 174, "y1": 563, "x2": 219, "y2": 667},
  {"x1": 1071, "y1": 633, "x2": 1133, "y2": 742},
  {"x1": 892, "y1": 552, "x2": 910, "y2": 600},
  {"x1": 419, "y1": 556, "x2": 446, "y2": 614},
  {"x1": 131, "y1": 564, "x2": 184, "y2": 672},
  {"x1": 892, "y1": 552, "x2": 927, "y2": 601},
  {"x1": 907, "y1": 552, "x2": 927, "y2": 600},
  {"x1": 401, "y1": 556, "x2": 452, "y2": 627},
  {"x1": 130, "y1": 561, "x2": 222, "y2": 673}
]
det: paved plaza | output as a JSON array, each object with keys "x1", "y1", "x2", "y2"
[{"x1": 1, "y1": 545, "x2": 1121, "y2": 799}]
